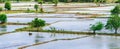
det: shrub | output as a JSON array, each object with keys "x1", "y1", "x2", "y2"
[
  {"x1": 116, "y1": 0, "x2": 120, "y2": 3},
  {"x1": 0, "y1": 0, "x2": 1, "y2": 2},
  {"x1": 4, "y1": 1, "x2": 11, "y2": 10},
  {"x1": 0, "y1": 14, "x2": 7, "y2": 24},
  {"x1": 90, "y1": 22, "x2": 103, "y2": 34},
  {"x1": 39, "y1": 8, "x2": 44, "y2": 13},
  {"x1": 53, "y1": 0, "x2": 59, "y2": 6},
  {"x1": 34, "y1": 4, "x2": 39, "y2": 11},
  {"x1": 111, "y1": 5, "x2": 120, "y2": 15},
  {"x1": 0, "y1": 7, "x2": 3, "y2": 11},
  {"x1": 105, "y1": 15, "x2": 120, "y2": 34},
  {"x1": 38, "y1": 0, "x2": 43, "y2": 5},
  {"x1": 26, "y1": 8, "x2": 35, "y2": 13},
  {"x1": 30, "y1": 18, "x2": 45, "y2": 28},
  {"x1": 26, "y1": 8, "x2": 30, "y2": 13}
]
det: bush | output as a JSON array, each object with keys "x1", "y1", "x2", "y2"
[
  {"x1": 53, "y1": 0, "x2": 59, "y2": 6},
  {"x1": 0, "y1": 14, "x2": 7, "y2": 24},
  {"x1": 0, "y1": 7, "x2": 3, "y2": 11},
  {"x1": 26, "y1": 8, "x2": 35, "y2": 13},
  {"x1": 90, "y1": 22, "x2": 103, "y2": 34},
  {"x1": 4, "y1": 1, "x2": 11, "y2": 10},
  {"x1": 111, "y1": 5, "x2": 120, "y2": 15},
  {"x1": 39, "y1": 8, "x2": 44, "y2": 13},
  {"x1": 105, "y1": 15, "x2": 120, "y2": 34},
  {"x1": 116, "y1": 0, "x2": 120, "y2": 3},
  {"x1": 34, "y1": 4, "x2": 39, "y2": 11},
  {"x1": 30, "y1": 18, "x2": 45, "y2": 28},
  {"x1": 0, "y1": 0, "x2": 1, "y2": 2},
  {"x1": 38, "y1": 0, "x2": 43, "y2": 4},
  {"x1": 26, "y1": 8, "x2": 30, "y2": 13}
]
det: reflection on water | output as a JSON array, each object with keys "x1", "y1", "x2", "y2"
[
  {"x1": 34, "y1": 33, "x2": 44, "y2": 43},
  {"x1": 0, "y1": 25, "x2": 27, "y2": 33},
  {"x1": 44, "y1": 18, "x2": 120, "y2": 33},
  {"x1": 50, "y1": 33, "x2": 56, "y2": 37},
  {"x1": 8, "y1": 18, "x2": 77, "y2": 24},
  {"x1": 34, "y1": 33, "x2": 58, "y2": 43},
  {"x1": 1, "y1": 32, "x2": 120, "y2": 49},
  {"x1": 25, "y1": 35, "x2": 120, "y2": 49},
  {"x1": 0, "y1": 25, "x2": 7, "y2": 33},
  {"x1": 0, "y1": 32, "x2": 84, "y2": 49},
  {"x1": 35, "y1": 35, "x2": 39, "y2": 43}
]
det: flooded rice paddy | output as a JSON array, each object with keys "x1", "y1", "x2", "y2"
[
  {"x1": 0, "y1": 4, "x2": 119, "y2": 49},
  {"x1": 0, "y1": 32, "x2": 86, "y2": 49},
  {"x1": 25, "y1": 35, "x2": 120, "y2": 49}
]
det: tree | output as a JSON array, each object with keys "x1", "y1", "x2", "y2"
[
  {"x1": 4, "y1": 1, "x2": 11, "y2": 10},
  {"x1": 34, "y1": 4, "x2": 39, "y2": 12},
  {"x1": 94, "y1": 0, "x2": 106, "y2": 6},
  {"x1": 38, "y1": 0, "x2": 44, "y2": 13},
  {"x1": 30, "y1": 18, "x2": 45, "y2": 31},
  {"x1": 90, "y1": 22, "x2": 103, "y2": 34},
  {"x1": 37, "y1": 0, "x2": 45, "y2": 18},
  {"x1": 0, "y1": 14, "x2": 7, "y2": 24},
  {"x1": 94, "y1": 0, "x2": 101, "y2": 6},
  {"x1": 0, "y1": 0, "x2": 3, "y2": 3},
  {"x1": 30, "y1": 18, "x2": 45, "y2": 27},
  {"x1": 0, "y1": 7, "x2": 3, "y2": 11},
  {"x1": 53, "y1": 0, "x2": 59, "y2": 6},
  {"x1": 65, "y1": 0, "x2": 72, "y2": 3},
  {"x1": 117, "y1": 0, "x2": 120, "y2": 3},
  {"x1": 16, "y1": 0, "x2": 20, "y2": 3},
  {"x1": 38, "y1": 0, "x2": 43, "y2": 5},
  {"x1": 111, "y1": 5, "x2": 120, "y2": 16},
  {"x1": 53, "y1": 0, "x2": 59, "y2": 12},
  {"x1": 40, "y1": 8, "x2": 44, "y2": 13},
  {"x1": 0, "y1": 0, "x2": 6, "y2": 3},
  {"x1": 115, "y1": 0, "x2": 120, "y2": 3},
  {"x1": 105, "y1": 15, "x2": 120, "y2": 34}
]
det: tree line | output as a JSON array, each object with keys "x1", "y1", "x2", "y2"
[
  {"x1": 0, "y1": 0, "x2": 120, "y2": 3},
  {"x1": 90, "y1": 5, "x2": 120, "y2": 34}
]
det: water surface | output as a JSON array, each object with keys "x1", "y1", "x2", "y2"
[
  {"x1": 0, "y1": 25, "x2": 27, "y2": 33},
  {"x1": 0, "y1": 32, "x2": 85, "y2": 49},
  {"x1": 44, "y1": 18, "x2": 119, "y2": 33},
  {"x1": 25, "y1": 35, "x2": 120, "y2": 49}
]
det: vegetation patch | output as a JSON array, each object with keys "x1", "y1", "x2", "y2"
[
  {"x1": 0, "y1": 7, "x2": 3, "y2": 11},
  {"x1": 0, "y1": 13, "x2": 7, "y2": 24},
  {"x1": 15, "y1": 26, "x2": 120, "y2": 36}
]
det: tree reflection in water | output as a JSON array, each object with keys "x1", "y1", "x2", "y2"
[
  {"x1": 0, "y1": 25, "x2": 6, "y2": 33},
  {"x1": 109, "y1": 36, "x2": 120, "y2": 49},
  {"x1": 50, "y1": 33, "x2": 56, "y2": 37},
  {"x1": 35, "y1": 33, "x2": 44, "y2": 43}
]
